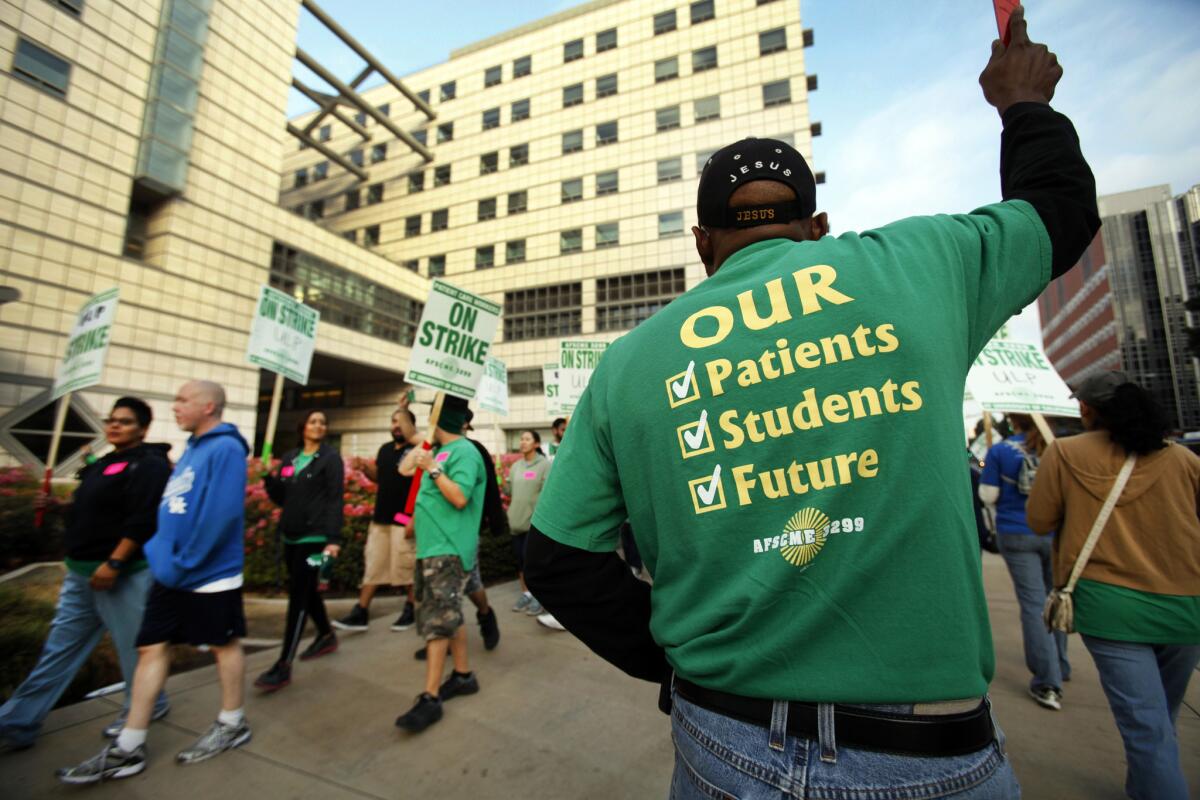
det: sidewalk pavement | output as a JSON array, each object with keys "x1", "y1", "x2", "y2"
[{"x1": 1, "y1": 554, "x2": 1196, "y2": 798}]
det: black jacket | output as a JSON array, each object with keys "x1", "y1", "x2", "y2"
[
  {"x1": 466, "y1": 437, "x2": 510, "y2": 538},
  {"x1": 65, "y1": 443, "x2": 172, "y2": 562},
  {"x1": 264, "y1": 444, "x2": 345, "y2": 545}
]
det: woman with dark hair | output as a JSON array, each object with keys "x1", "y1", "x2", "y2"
[
  {"x1": 254, "y1": 410, "x2": 344, "y2": 692},
  {"x1": 0, "y1": 397, "x2": 172, "y2": 747},
  {"x1": 979, "y1": 413, "x2": 1069, "y2": 711},
  {"x1": 506, "y1": 430, "x2": 551, "y2": 615},
  {"x1": 1028, "y1": 371, "x2": 1200, "y2": 800}
]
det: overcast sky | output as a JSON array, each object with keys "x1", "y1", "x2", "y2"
[{"x1": 292, "y1": 0, "x2": 1200, "y2": 234}]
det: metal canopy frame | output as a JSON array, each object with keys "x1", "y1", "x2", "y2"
[{"x1": 287, "y1": 0, "x2": 435, "y2": 165}]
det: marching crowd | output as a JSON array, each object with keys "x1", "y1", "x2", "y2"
[
  {"x1": 0, "y1": 380, "x2": 569, "y2": 782},
  {"x1": 1, "y1": 9, "x2": 1198, "y2": 798}
]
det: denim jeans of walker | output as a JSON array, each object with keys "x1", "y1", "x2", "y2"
[
  {"x1": 669, "y1": 692, "x2": 1020, "y2": 800},
  {"x1": 0, "y1": 568, "x2": 168, "y2": 747},
  {"x1": 1082, "y1": 634, "x2": 1200, "y2": 800},
  {"x1": 996, "y1": 533, "x2": 1070, "y2": 690}
]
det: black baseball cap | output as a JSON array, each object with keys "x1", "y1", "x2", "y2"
[
  {"x1": 697, "y1": 137, "x2": 817, "y2": 229},
  {"x1": 1069, "y1": 370, "x2": 1134, "y2": 408}
]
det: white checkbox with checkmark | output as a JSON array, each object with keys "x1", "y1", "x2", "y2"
[
  {"x1": 676, "y1": 409, "x2": 714, "y2": 459},
  {"x1": 688, "y1": 463, "x2": 726, "y2": 514},
  {"x1": 665, "y1": 360, "x2": 700, "y2": 408}
]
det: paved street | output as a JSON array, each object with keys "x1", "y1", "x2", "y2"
[{"x1": 2, "y1": 554, "x2": 1196, "y2": 799}]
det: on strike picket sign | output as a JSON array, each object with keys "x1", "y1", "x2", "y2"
[
  {"x1": 406, "y1": 280, "x2": 501, "y2": 399},
  {"x1": 54, "y1": 288, "x2": 120, "y2": 399},
  {"x1": 477, "y1": 356, "x2": 509, "y2": 416},
  {"x1": 245, "y1": 285, "x2": 320, "y2": 384},
  {"x1": 559, "y1": 340, "x2": 608, "y2": 414},
  {"x1": 966, "y1": 338, "x2": 1079, "y2": 417}
]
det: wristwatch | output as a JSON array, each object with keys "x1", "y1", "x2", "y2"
[
  {"x1": 428, "y1": 469, "x2": 442, "y2": 480},
  {"x1": 106, "y1": 559, "x2": 125, "y2": 572}
]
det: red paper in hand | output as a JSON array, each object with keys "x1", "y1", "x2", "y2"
[{"x1": 994, "y1": 0, "x2": 1020, "y2": 46}]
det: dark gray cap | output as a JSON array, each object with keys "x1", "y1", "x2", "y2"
[{"x1": 1069, "y1": 370, "x2": 1134, "y2": 407}]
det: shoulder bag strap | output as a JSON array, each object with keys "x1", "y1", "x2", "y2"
[{"x1": 1062, "y1": 454, "x2": 1137, "y2": 593}]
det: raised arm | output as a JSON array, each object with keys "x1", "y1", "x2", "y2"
[{"x1": 979, "y1": 6, "x2": 1100, "y2": 276}]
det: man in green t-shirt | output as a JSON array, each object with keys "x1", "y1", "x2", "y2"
[
  {"x1": 526, "y1": 10, "x2": 1101, "y2": 797},
  {"x1": 394, "y1": 395, "x2": 486, "y2": 733}
]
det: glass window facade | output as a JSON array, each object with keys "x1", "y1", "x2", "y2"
[
  {"x1": 597, "y1": 268, "x2": 687, "y2": 331},
  {"x1": 269, "y1": 242, "x2": 422, "y2": 345},
  {"x1": 504, "y1": 282, "x2": 583, "y2": 342}
]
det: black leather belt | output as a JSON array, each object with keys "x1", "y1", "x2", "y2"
[{"x1": 673, "y1": 677, "x2": 995, "y2": 757}]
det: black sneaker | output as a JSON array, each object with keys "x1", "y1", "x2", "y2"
[
  {"x1": 478, "y1": 608, "x2": 500, "y2": 650},
  {"x1": 57, "y1": 743, "x2": 146, "y2": 784},
  {"x1": 332, "y1": 604, "x2": 369, "y2": 632},
  {"x1": 395, "y1": 693, "x2": 443, "y2": 732},
  {"x1": 299, "y1": 631, "x2": 337, "y2": 661},
  {"x1": 414, "y1": 646, "x2": 427, "y2": 660},
  {"x1": 253, "y1": 662, "x2": 291, "y2": 693},
  {"x1": 391, "y1": 602, "x2": 415, "y2": 632},
  {"x1": 438, "y1": 671, "x2": 479, "y2": 701}
]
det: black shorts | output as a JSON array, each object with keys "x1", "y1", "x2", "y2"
[{"x1": 136, "y1": 581, "x2": 247, "y2": 647}]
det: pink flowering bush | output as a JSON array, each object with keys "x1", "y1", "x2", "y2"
[{"x1": 0, "y1": 466, "x2": 68, "y2": 569}]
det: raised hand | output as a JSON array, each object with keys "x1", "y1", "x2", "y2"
[{"x1": 979, "y1": 6, "x2": 1063, "y2": 115}]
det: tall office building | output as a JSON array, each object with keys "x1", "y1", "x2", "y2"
[
  {"x1": 0, "y1": 0, "x2": 817, "y2": 471},
  {"x1": 279, "y1": 0, "x2": 819, "y2": 448},
  {"x1": 1039, "y1": 184, "x2": 1200, "y2": 431}
]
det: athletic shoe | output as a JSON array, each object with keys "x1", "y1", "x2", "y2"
[
  {"x1": 438, "y1": 671, "x2": 480, "y2": 701},
  {"x1": 511, "y1": 594, "x2": 533, "y2": 612},
  {"x1": 102, "y1": 703, "x2": 170, "y2": 738},
  {"x1": 537, "y1": 613, "x2": 566, "y2": 631},
  {"x1": 390, "y1": 602, "x2": 415, "y2": 632},
  {"x1": 414, "y1": 646, "x2": 427, "y2": 660},
  {"x1": 525, "y1": 599, "x2": 544, "y2": 616},
  {"x1": 478, "y1": 608, "x2": 500, "y2": 650},
  {"x1": 299, "y1": 631, "x2": 338, "y2": 661},
  {"x1": 57, "y1": 743, "x2": 146, "y2": 784},
  {"x1": 176, "y1": 719, "x2": 252, "y2": 764},
  {"x1": 395, "y1": 693, "x2": 443, "y2": 733},
  {"x1": 332, "y1": 603, "x2": 369, "y2": 632},
  {"x1": 254, "y1": 662, "x2": 292, "y2": 693},
  {"x1": 1028, "y1": 686, "x2": 1062, "y2": 711}
]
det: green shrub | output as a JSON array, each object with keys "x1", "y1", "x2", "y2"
[{"x1": 0, "y1": 582, "x2": 121, "y2": 706}]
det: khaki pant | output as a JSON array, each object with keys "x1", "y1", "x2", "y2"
[{"x1": 362, "y1": 521, "x2": 415, "y2": 586}]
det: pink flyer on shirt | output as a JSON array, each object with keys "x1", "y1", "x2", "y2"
[
  {"x1": 435, "y1": 451, "x2": 450, "y2": 463},
  {"x1": 103, "y1": 462, "x2": 128, "y2": 476},
  {"x1": 281, "y1": 465, "x2": 295, "y2": 477},
  {"x1": 523, "y1": 470, "x2": 537, "y2": 480}
]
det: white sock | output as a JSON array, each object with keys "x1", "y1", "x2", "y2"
[
  {"x1": 116, "y1": 728, "x2": 147, "y2": 752},
  {"x1": 218, "y1": 708, "x2": 244, "y2": 727},
  {"x1": 523, "y1": 591, "x2": 532, "y2": 598}
]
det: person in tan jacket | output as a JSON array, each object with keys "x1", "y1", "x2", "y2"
[{"x1": 1026, "y1": 370, "x2": 1199, "y2": 800}]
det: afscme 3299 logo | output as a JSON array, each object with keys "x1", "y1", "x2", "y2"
[{"x1": 752, "y1": 507, "x2": 866, "y2": 568}]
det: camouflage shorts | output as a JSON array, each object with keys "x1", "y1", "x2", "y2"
[{"x1": 415, "y1": 556, "x2": 467, "y2": 641}]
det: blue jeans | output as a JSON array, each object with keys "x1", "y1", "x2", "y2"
[
  {"x1": 1082, "y1": 635, "x2": 1200, "y2": 800},
  {"x1": 0, "y1": 568, "x2": 168, "y2": 746},
  {"x1": 996, "y1": 534, "x2": 1069, "y2": 690},
  {"x1": 669, "y1": 692, "x2": 1020, "y2": 799}
]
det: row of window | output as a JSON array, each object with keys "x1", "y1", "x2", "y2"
[
  {"x1": 295, "y1": 71, "x2": 798, "y2": 192},
  {"x1": 294, "y1": 144, "x2": 387, "y2": 186},
  {"x1": 269, "y1": 242, "x2": 423, "y2": 346}
]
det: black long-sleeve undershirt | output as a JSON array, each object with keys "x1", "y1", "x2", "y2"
[
  {"x1": 1000, "y1": 102, "x2": 1100, "y2": 277},
  {"x1": 524, "y1": 102, "x2": 1101, "y2": 685}
]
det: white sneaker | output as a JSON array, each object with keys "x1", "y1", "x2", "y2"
[
  {"x1": 1028, "y1": 686, "x2": 1062, "y2": 711},
  {"x1": 536, "y1": 613, "x2": 566, "y2": 631}
]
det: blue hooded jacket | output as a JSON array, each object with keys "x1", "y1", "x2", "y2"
[{"x1": 145, "y1": 422, "x2": 249, "y2": 590}]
